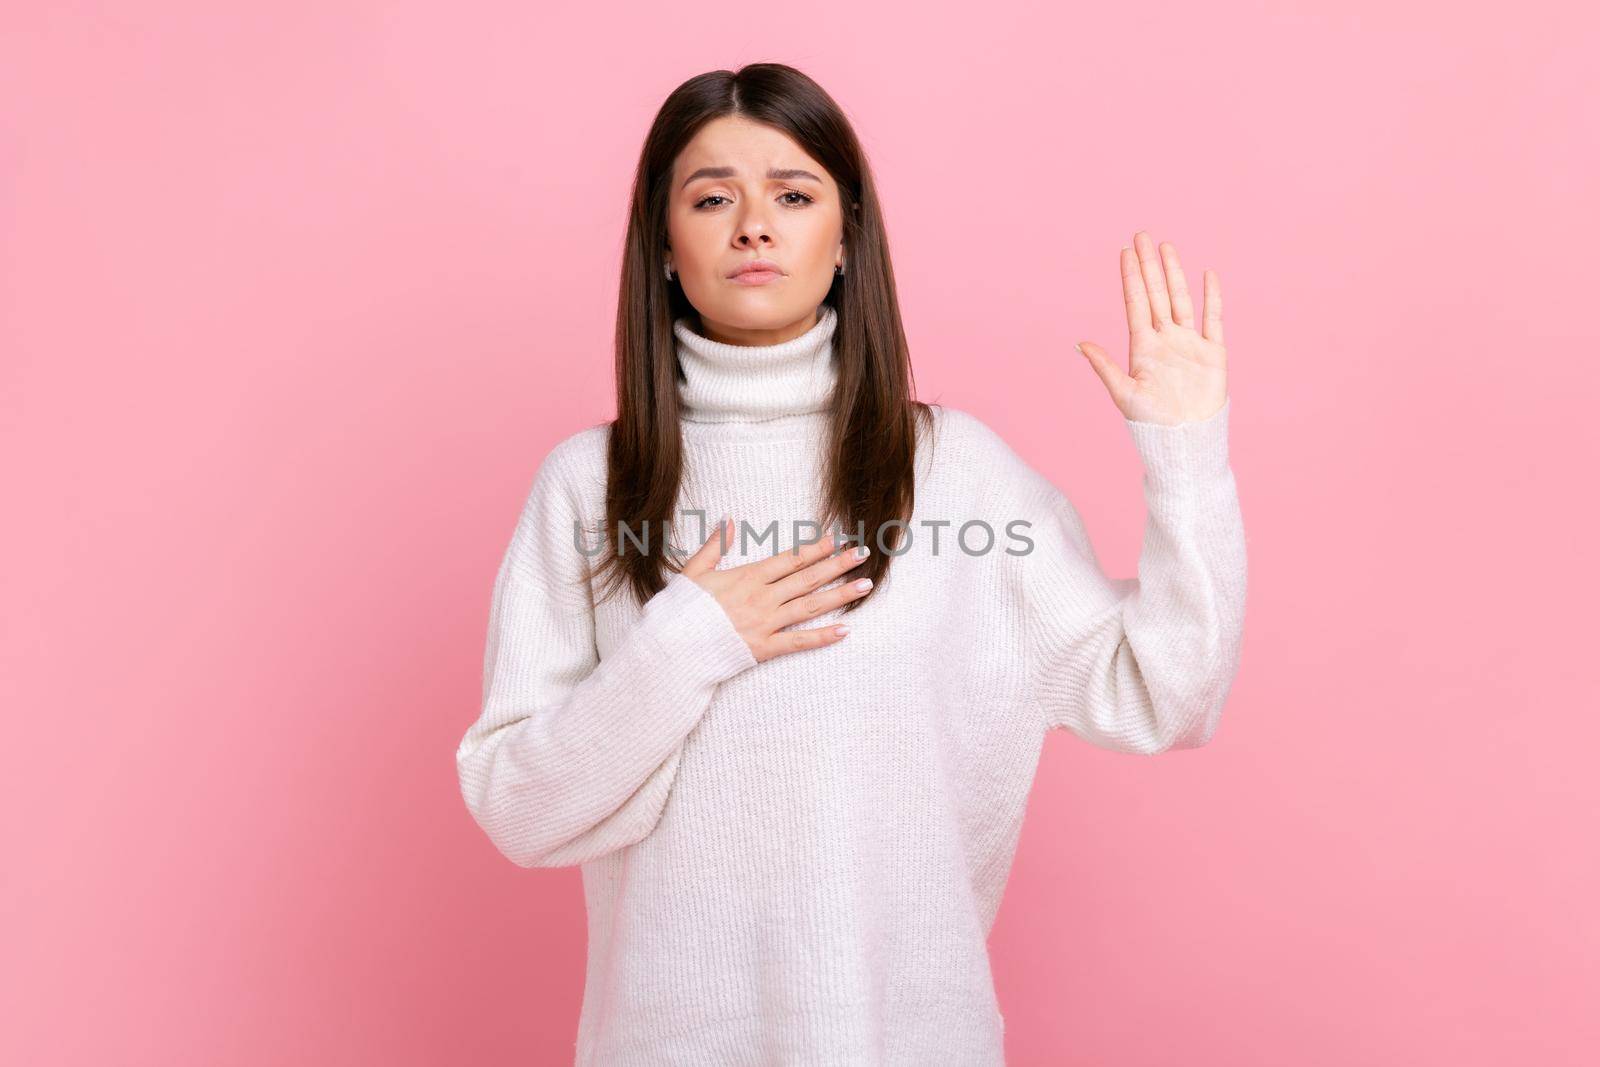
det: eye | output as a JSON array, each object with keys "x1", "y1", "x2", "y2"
[{"x1": 691, "y1": 190, "x2": 817, "y2": 210}]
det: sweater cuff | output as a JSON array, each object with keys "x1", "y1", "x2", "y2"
[
  {"x1": 1125, "y1": 395, "x2": 1232, "y2": 493},
  {"x1": 635, "y1": 570, "x2": 759, "y2": 685}
]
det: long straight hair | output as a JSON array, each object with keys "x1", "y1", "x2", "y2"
[{"x1": 594, "y1": 63, "x2": 936, "y2": 612}]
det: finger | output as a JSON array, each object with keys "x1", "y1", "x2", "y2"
[
  {"x1": 773, "y1": 572, "x2": 874, "y2": 630},
  {"x1": 1160, "y1": 241, "x2": 1195, "y2": 329},
  {"x1": 751, "y1": 526, "x2": 851, "y2": 583},
  {"x1": 771, "y1": 539, "x2": 870, "y2": 604},
  {"x1": 1120, "y1": 246, "x2": 1153, "y2": 337},
  {"x1": 1202, "y1": 269, "x2": 1223, "y2": 346},
  {"x1": 754, "y1": 618, "x2": 853, "y2": 662},
  {"x1": 1075, "y1": 341, "x2": 1133, "y2": 406},
  {"x1": 680, "y1": 514, "x2": 735, "y2": 578},
  {"x1": 1134, "y1": 231, "x2": 1172, "y2": 325}
]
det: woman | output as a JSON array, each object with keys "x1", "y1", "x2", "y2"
[{"x1": 456, "y1": 63, "x2": 1245, "y2": 1064}]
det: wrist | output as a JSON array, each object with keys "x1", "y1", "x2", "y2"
[{"x1": 1125, "y1": 395, "x2": 1232, "y2": 492}]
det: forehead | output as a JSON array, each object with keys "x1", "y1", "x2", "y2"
[{"x1": 673, "y1": 116, "x2": 823, "y2": 177}]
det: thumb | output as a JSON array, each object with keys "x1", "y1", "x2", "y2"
[
  {"x1": 681, "y1": 513, "x2": 734, "y2": 578},
  {"x1": 1074, "y1": 341, "x2": 1131, "y2": 406}
]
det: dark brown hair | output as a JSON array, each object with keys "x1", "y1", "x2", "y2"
[{"x1": 593, "y1": 62, "x2": 936, "y2": 612}]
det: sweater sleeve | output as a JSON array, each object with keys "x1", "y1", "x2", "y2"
[
  {"x1": 1002, "y1": 397, "x2": 1247, "y2": 755},
  {"x1": 455, "y1": 445, "x2": 758, "y2": 868}
]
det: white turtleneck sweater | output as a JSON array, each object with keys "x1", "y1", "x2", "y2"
[{"x1": 455, "y1": 304, "x2": 1248, "y2": 1065}]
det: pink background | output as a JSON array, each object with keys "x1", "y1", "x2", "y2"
[{"x1": 4, "y1": 3, "x2": 1595, "y2": 1064}]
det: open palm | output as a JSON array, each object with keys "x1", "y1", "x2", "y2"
[{"x1": 1077, "y1": 231, "x2": 1229, "y2": 426}]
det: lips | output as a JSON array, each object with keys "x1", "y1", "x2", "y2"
[{"x1": 728, "y1": 259, "x2": 784, "y2": 279}]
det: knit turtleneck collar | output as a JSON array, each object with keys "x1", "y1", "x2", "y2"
[{"x1": 674, "y1": 304, "x2": 839, "y2": 425}]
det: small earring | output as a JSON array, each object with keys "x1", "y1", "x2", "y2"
[
  {"x1": 835, "y1": 261, "x2": 846, "y2": 275},
  {"x1": 664, "y1": 263, "x2": 674, "y2": 281}
]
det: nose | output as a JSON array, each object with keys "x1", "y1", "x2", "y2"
[{"x1": 734, "y1": 205, "x2": 773, "y2": 247}]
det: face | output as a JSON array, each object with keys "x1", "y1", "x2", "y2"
[{"x1": 666, "y1": 115, "x2": 846, "y2": 346}]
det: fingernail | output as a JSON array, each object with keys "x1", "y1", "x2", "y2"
[
  {"x1": 834, "y1": 624, "x2": 850, "y2": 636},
  {"x1": 854, "y1": 544, "x2": 869, "y2": 559},
  {"x1": 854, "y1": 578, "x2": 873, "y2": 591},
  {"x1": 1074, "y1": 343, "x2": 1084, "y2": 356}
]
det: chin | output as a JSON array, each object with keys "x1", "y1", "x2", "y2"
[{"x1": 735, "y1": 284, "x2": 826, "y2": 307}]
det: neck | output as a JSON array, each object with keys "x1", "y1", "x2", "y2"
[{"x1": 674, "y1": 304, "x2": 839, "y2": 425}]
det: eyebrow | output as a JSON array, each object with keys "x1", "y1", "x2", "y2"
[{"x1": 679, "y1": 166, "x2": 824, "y2": 190}]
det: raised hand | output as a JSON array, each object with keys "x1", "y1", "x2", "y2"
[
  {"x1": 681, "y1": 517, "x2": 872, "y2": 663},
  {"x1": 1076, "y1": 231, "x2": 1229, "y2": 426}
]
